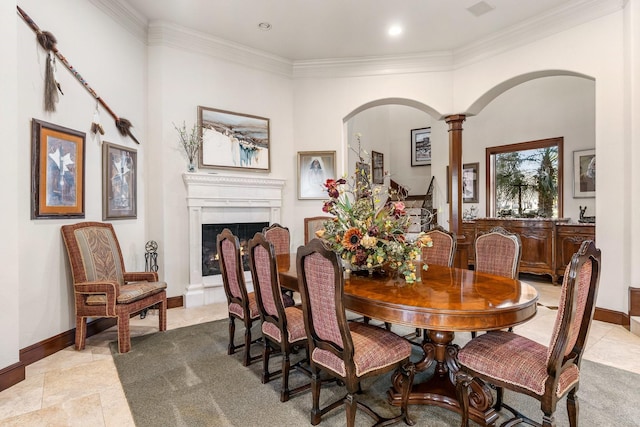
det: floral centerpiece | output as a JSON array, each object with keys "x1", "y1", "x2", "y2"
[{"x1": 315, "y1": 145, "x2": 432, "y2": 283}]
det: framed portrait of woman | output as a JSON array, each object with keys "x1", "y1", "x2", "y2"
[{"x1": 297, "y1": 151, "x2": 336, "y2": 199}]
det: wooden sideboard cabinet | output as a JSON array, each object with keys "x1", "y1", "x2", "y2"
[
  {"x1": 555, "y1": 223, "x2": 596, "y2": 281},
  {"x1": 461, "y1": 218, "x2": 594, "y2": 283}
]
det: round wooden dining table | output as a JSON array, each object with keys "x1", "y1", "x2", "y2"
[{"x1": 276, "y1": 253, "x2": 539, "y2": 426}]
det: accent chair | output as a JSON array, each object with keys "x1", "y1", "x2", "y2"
[
  {"x1": 248, "y1": 233, "x2": 311, "y2": 402},
  {"x1": 296, "y1": 238, "x2": 415, "y2": 427},
  {"x1": 217, "y1": 228, "x2": 261, "y2": 366},
  {"x1": 60, "y1": 222, "x2": 167, "y2": 354},
  {"x1": 303, "y1": 216, "x2": 331, "y2": 244},
  {"x1": 456, "y1": 240, "x2": 601, "y2": 427}
]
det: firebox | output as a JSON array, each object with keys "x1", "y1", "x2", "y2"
[{"x1": 202, "y1": 222, "x2": 269, "y2": 276}]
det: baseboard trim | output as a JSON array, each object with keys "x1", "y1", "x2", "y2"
[
  {"x1": 594, "y1": 307, "x2": 630, "y2": 328},
  {"x1": 1, "y1": 295, "x2": 184, "y2": 391},
  {"x1": 0, "y1": 361, "x2": 25, "y2": 392},
  {"x1": 630, "y1": 287, "x2": 640, "y2": 317}
]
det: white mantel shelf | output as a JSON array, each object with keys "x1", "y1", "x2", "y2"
[{"x1": 182, "y1": 172, "x2": 285, "y2": 307}]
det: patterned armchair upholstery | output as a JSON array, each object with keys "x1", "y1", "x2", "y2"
[
  {"x1": 296, "y1": 239, "x2": 415, "y2": 427},
  {"x1": 60, "y1": 222, "x2": 167, "y2": 353},
  {"x1": 422, "y1": 225, "x2": 456, "y2": 267},
  {"x1": 456, "y1": 240, "x2": 601, "y2": 427},
  {"x1": 474, "y1": 226, "x2": 522, "y2": 279},
  {"x1": 217, "y1": 228, "x2": 261, "y2": 366},
  {"x1": 248, "y1": 233, "x2": 310, "y2": 402}
]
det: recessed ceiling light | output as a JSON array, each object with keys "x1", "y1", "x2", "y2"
[
  {"x1": 467, "y1": 1, "x2": 495, "y2": 17},
  {"x1": 388, "y1": 25, "x2": 402, "y2": 37},
  {"x1": 258, "y1": 22, "x2": 272, "y2": 31}
]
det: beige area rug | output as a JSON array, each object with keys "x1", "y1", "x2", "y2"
[{"x1": 111, "y1": 320, "x2": 640, "y2": 427}]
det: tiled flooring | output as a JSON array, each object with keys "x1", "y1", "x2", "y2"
[{"x1": 1, "y1": 280, "x2": 640, "y2": 426}]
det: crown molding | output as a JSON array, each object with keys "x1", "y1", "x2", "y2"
[
  {"x1": 453, "y1": 0, "x2": 624, "y2": 68},
  {"x1": 147, "y1": 22, "x2": 293, "y2": 78},
  {"x1": 88, "y1": 0, "x2": 147, "y2": 42}
]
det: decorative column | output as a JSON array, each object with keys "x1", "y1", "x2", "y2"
[{"x1": 445, "y1": 114, "x2": 468, "y2": 268}]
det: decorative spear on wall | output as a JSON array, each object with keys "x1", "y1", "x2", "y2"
[{"x1": 17, "y1": 5, "x2": 140, "y2": 144}]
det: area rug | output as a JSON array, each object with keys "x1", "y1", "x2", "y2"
[{"x1": 111, "y1": 320, "x2": 640, "y2": 426}]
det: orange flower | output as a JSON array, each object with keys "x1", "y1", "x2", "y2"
[{"x1": 342, "y1": 227, "x2": 363, "y2": 250}]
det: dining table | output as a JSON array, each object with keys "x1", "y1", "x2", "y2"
[{"x1": 276, "y1": 253, "x2": 539, "y2": 426}]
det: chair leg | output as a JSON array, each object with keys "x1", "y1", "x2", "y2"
[
  {"x1": 345, "y1": 393, "x2": 357, "y2": 427},
  {"x1": 243, "y1": 323, "x2": 253, "y2": 366},
  {"x1": 310, "y1": 370, "x2": 322, "y2": 426},
  {"x1": 158, "y1": 298, "x2": 167, "y2": 331},
  {"x1": 280, "y1": 352, "x2": 291, "y2": 402},
  {"x1": 493, "y1": 385, "x2": 504, "y2": 410},
  {"x1": 455, "y1": 370, "x2": 473, "y2": 427},
  {"x1": 75, "y1": 316, "x2": 87, "y2": 350},
  {"x1": 262, "y1": 341, "x2": 272, "y2": 384},
  {"x1": 567, "y1": 388, "x2": 578, "y2": 427},
  {"x1": 227, "y1": 316, "x2": 236, "y2": 355},
  {"x1": 117, "y1": 313, "x2": 131, "y2": 353}
]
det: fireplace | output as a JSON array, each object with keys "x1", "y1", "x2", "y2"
[
  {"x1": 183, "y1": 173, "x2": 285, "y2": 307},
  {"x1": 201, "y1": 221, "x2": 268, "y2": 276}
]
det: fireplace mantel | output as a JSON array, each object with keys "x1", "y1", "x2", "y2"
[{"x1": 183, "y1": 172, "x2": 285, "y2": 307}]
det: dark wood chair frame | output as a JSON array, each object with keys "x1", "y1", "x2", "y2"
[
  {"x1": 297, "y1": 238, "x2": 415, "y2": 427},
  {"x1": 217, "y1": 228, "x2": 261, "y2": 366},
  {"x1": 248, "y1": 233, "x2": 311, "y2": 402},
  {"x1": 263, "y1": 223, "x2": 296, "y2": 304},
  {"x1": 456, "y1": 240, "x2": 601, "y2": 427}
]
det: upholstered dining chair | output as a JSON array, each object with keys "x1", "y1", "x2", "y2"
[
  {"x1": 456, "y1": 240, "x2": 601, "y2": 427},
  {"x1": 474, "y1": 226, "x2": 522, "y2": 280},
  {"x1": 423, "y1": 225, "x2": 456, "y2": 267},
  {"x1": 248, "y1": 233, "x2": 310, "y2": 402},
  {"x1": 303, "y1": 216, "x2": 331, "y2": 244},
  {"x1": 263, "y1": 223, "x2": 296, "y2": 307},
  {"x1": 217, "y1": 228, "x2": 261, "y2": 366},
  {"x1": 296, "y1": 238, "x2": 415, "y2": 427},
  {"x1": 60, "y1": 222, "x2": 167, "y2": 354}
]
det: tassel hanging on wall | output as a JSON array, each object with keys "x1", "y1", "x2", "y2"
[{"x1": 44, "y1": 52, "x2": 61, "y2": 112}]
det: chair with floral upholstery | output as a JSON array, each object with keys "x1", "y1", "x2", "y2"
[
  {"x1": 217, "y1": 228, "x2": 261, "y2": 366},
  {"x1": 456, "y1": 240, "x2": 601, "y2": 427},
  {"x1": 296, "y1": 238, "x2": 415, "y2": 427},
  {"x1": 248, "y1": 233, "x2": 310, "y2": 402},
  {"x1": 263, "y1": 223, "x2": 296, "y2": 307},
  {"x1": 60, "y1": 222, "x2": 167, "y2": 354}
]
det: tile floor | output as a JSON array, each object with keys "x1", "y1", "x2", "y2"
[{"x1": 1, "y1": 280, "x2": 640, "y2": 426}]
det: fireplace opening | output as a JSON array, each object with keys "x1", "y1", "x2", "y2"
[{"x1": 202, "y1": 222, "x2": 269, "y2": 276}]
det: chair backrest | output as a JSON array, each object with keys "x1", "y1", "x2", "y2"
[
  {"x1": 304, "y1": 216, "x2": 331, "y2": 244},
  {"x1": 263, "y1": 223, "x2": 290, "y2": 255},
  {"x1": 61, "y1": 221, "x2": 125, "y2": 286},
  {"x1": 474, "y1": 226, "x2": 522, "y2": 279},
  {"x1": 248, "y1": 233, "x2": 287, "y2": 330},
  {"x1": 546, "y1": 240, "x2": 601, "y2": 370},
  {"x1": 297, "y1": 239, "x2": 355, "y2": 373},
  {"x1": 422, "y1": 225, "x2": 456, "y2": 267},
  {"x1": 217, "y1": 228, "x2": 251, "y2": 307}
]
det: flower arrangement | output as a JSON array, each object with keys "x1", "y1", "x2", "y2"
[
  {"x1": 315, "y1": 146, "x2": 433, "y2": 283},
  {"x1": 174, "y1": 121, "x2": 202, "y2": 172}
]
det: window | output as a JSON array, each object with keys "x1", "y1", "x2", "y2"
[{"x1": 486, "y1": 137, "x2": 563, "y2": 218}]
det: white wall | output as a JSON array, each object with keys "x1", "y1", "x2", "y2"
[
  {"x1": 146, "y1": 40, "x2": 295, "y2": 299},
  {"x1": 463, "y1": 76, "x2": 596, "y2": 219},
  {"x1": 16, "y1": 0, "x2": 148, "y2": 347}
]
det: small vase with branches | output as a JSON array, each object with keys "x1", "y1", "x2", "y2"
[{"x1": 174, "y1": 121, "x2": 201, "y2": 172}]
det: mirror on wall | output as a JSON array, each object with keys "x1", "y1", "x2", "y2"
[{"x1": 486, "y1": 137, "x2": 563, "y2": 218}]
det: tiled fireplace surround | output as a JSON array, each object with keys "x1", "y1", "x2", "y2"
[{"x1": 182, "y1": 173, "x2": 285, "y2": 307}]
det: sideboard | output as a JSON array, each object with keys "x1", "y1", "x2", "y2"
[{"x1": 461, "y1": 218, "x2": 595, "y2": 283}]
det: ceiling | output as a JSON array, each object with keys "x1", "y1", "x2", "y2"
[{"x1": 122, "y1": 0, "x2": 581, "y2": 61}]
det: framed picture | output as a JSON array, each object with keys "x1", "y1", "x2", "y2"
[
  {"x1": 198, "y1": 106, "x2": 270, "y2": 172},
  {"x1": 411, "y1": 127, "x2": 431, "y2": 166},
  {"x1": 372, "y1": 151, "x2": 384, "y2": 184},
  {"x1": 31, "y1": 119, "x2": 85, "y2": 219},
  {"x1": 463, "y1": 162, "x2": 479, "y2": 203},
  {"x1": 298, "y1": 151, "x2": 336, "y2": 199},
  {"x1": 573, "y1": 149, "x2": 595, "y2": 198},
  {"x1": 102, "y1": 142, "x2": 137, "y2": 219}
]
